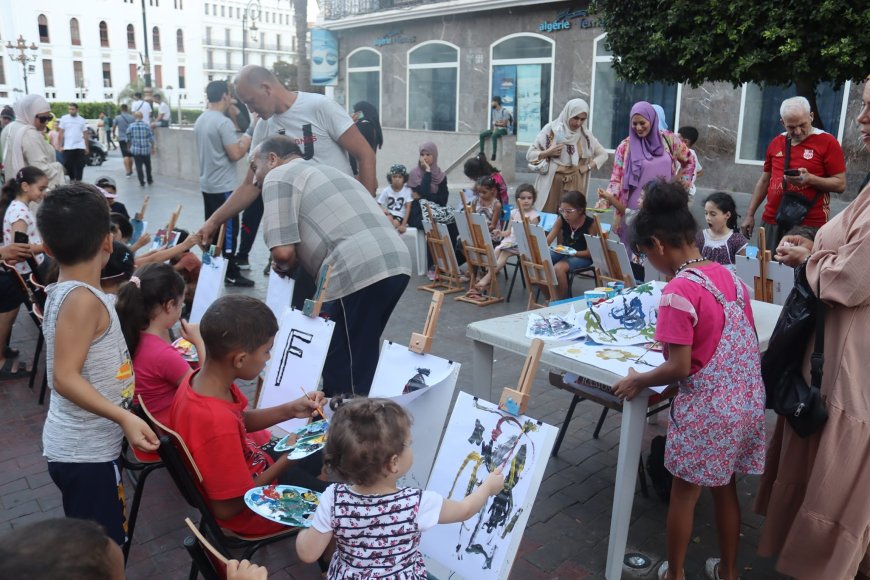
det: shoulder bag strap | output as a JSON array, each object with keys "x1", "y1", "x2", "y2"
[{"x1": 809, "y1": 267, "x2": 825, "y2": 389}]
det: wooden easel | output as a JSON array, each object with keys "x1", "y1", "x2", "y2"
[
  {"x1": 754, "y1": 227, "x2": 774, "y2": 302},
  {"x1": 135, "y1": 196, "x2": 150, "y2": 221},
  {"x1": 455, "y1": 190, "x2": 503, "y2": 307},
  {"x1": 593, "y1": 215, "x2": 634, "y2": 287},
  {"x1": 210, "y1": 224, "x2": 226, "y2": 259},
  {"x1": 409, "y1": 291, "x2": 444, "y2": 354},
  {"x1": 498, "y1": 338, "x2": 545, "y2": 416},
  {"x1": 418, "y1": 205, "x2": 464, "y2": 295},
  {"x1": 516, "y1": 205, "x2": 558, "y2": 310},
  {"x1": 303, "y1": 264, "x2": 333, "y2": 318}
]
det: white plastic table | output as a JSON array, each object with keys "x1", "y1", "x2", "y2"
[{"x1": 467, "y1": 299, "x2": 781, "y2": 580}]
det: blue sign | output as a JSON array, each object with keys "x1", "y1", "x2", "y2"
[
  {"x1": 373, "y1": 30, "x2": 417, "y2": 47},
  {"x1": 311, "y1": 28, "x2": 338, "y2": 86},
  {"x1": 539, "y1": 9, "x2": 600, "y2": 33}
]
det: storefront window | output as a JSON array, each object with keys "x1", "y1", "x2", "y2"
[
  {"x1": 408, "y1": 42, "x2": 458, "y2": 131},
  {"x1": 490, "y1": 34, "x2": 554, "y2": 145},
  {"x1": 591, "y1": 34, "x2": 680, "y2": 151},
  {"x1": 736, "y1": 81, "x2": 849, "y2": 164},
  {"x1": 346, "y1": 48, "x2": 381, "y2": 112}
]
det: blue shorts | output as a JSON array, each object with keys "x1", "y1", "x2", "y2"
[
  {"x1": 48, "y1": 459, "x2": 127, "y2": 545},
  {"x1": 550, "y1": 252, "x2": 592, "y2": 271}
]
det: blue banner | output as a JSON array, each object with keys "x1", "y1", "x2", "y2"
[{"x1": 311, "y1": 29, "x2": 338, "y2": 86}]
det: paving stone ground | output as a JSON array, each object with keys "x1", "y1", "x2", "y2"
[{"x1": 0, "y1": 151, "x2": 792, "y2": 579}]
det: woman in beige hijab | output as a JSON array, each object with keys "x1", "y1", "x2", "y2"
[
  {"x1": 1, "y1": 95, "x2": 64, "y2": 188},
  {"x1": 526, "y1": 98, "x2": 608, "y2": 213}
]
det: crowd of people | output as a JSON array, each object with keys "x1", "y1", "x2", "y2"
[{"x1": 0, "y1": 65, "x2": 868, "y2": 580}]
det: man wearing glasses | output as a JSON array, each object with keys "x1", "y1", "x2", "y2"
[{"x1": 741, "y1": 96, "x2": 846, "y2": 250}]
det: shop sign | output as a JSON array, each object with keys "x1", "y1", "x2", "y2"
[
  {"x1": 373, "y1": 30, "x2": 417, "y2": 47},
  {"x1": 539, "y1": 9, "x2": 600, "y2": 33}
]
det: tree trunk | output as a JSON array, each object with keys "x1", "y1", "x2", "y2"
[
  {"x1": 293, "y1": 0, "x2": 310, "y2": 92},
  {"x1": 795, "y1": 78, "x2": 825, "y2": 131}
]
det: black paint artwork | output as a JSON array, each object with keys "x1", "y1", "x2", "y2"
[
  {"x1": 275, "y1": 328, "x2": 314, "y2": 386},
  {"x1": 403, "y1": 367, "x2": 430, "y2": 394}
]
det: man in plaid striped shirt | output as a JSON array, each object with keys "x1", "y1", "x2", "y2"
[
  {"x1": 125, "y1": 112, "x2": 154, "y2": 186},
  {"x1": 251, "y1": 134, "x2": 411, "y2": 396}
]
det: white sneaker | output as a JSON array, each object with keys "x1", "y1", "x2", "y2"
[
  {"x1": 705, "y1": 558, "x2": 723, "y2": 580},
  {"x1": 658, "y1": 561, "x2": 685, "y2": 580}
]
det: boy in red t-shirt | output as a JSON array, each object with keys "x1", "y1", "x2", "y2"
[{"x1": 168, "y1": 294, "x2": 326, "y2": 536}]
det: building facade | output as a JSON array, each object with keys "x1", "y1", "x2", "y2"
[
  {"x1": 319, "y1": 0, "x2": 868, "y2": 195},
  {"x1": 0, "y1": 0, "x2": 297, "y2": 110}
]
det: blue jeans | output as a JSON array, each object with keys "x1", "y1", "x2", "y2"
[
  {"x1": 320, "y1": 274, "x2": 410, "y2": 397},
  {"x1": 550, "y1": 252, "x2": 593, "y2": 271}
]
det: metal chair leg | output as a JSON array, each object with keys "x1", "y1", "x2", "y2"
[
  {"x1": 29, "y1": 333, "x2": 43, "y2": 391},
  {"x1": 637, "y1": 455, "x2": 649, "y2": 498},
  {"x1": 551, "y1": 395, "x2": 582, "y2": 457},
  {"x1": 592, "y1": 407, "x2": 609, "y2": 439}
]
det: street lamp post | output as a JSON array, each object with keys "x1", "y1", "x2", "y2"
[
  {"x1": 6, "y1": 35, "x2": 39, "y2": 95},
  {"x1": 242, "y1": 0, "x2": 262, "y2": 66},
  {"x1": 140, "y1": 0, "x2": 152, "y2": 92}
]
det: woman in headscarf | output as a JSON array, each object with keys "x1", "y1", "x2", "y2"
[
  {"x1": 0, "y1": 95, "x2": 64, "y2": 189},
  {"x1": 598, "y1": 101, "x2": 694, "y2": 263},
  {"x1": 526, "y1": 98, "x2": 608, "y2": 213},
  {"x1": 407, "y1": 141, "x2": 454, "y2": 278},
  {"x1": 651, "y1": 103, "x2": 669, "y2": 131},
  {"x1": 349, "y1": 101, "x2": 383, "y2": 176}
]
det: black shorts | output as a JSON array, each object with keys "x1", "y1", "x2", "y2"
[
  {"x1": 119, "y1": 140, "x2": 132, "y2": 158},
  {"x1": 0, "y1": 269, "x2": 25, "y2": 313},
  {"x1": 48, "y1": 459, "x2": 128, "y2": 545}
]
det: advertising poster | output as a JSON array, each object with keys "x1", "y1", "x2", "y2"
[
  {"x1": 310, "y1": 28, "x2": 338, "y2": 86},
  {"x1": 516, "y1": 64, "x2": 542, "y2": 143}
]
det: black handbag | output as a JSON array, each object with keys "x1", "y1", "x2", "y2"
[
  {"x1": 775, "y1": 137, "x2": 821, "y2": 231},
  {"x1": 761, "y1": 263, "x2": 828, "y2": 437}
]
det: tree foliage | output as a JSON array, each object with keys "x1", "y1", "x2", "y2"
[
  {"x1": 273, "y1": 60, "x2": 299, "y2": 90},
  {"x1": 592, "y1": 0, "x2": 870, "y2": 125}
]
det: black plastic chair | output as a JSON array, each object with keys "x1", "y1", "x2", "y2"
[{"x1": 182, "y1": 517, "x2": 227, "y2": 580}]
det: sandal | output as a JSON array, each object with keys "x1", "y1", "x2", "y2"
[
  {"x1": 0, "y1": 358, "x2": 29, "y2": 380},
  {"x1": 464, "y1": 289, "x2": 486, "y2": 302},
  {"x1": 658, "y1": 561, "x2": 685, "y2": 580}
]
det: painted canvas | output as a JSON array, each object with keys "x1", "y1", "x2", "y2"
[
  {"x1": 188, "y1": 254, "x2": 228, "y2": 324},
  {"x1": 370, "y1": 341, "x2": 460, "y2": 489},
  {"x1": 422, "y1": 392, "x2": 557, "y2": 580},
  {"x1": 258, "y1": 308, "x2": 335, "y2": 434},
  {"x1": 265, "y1": 269, "x2": 296, "y2": 321},
  {"x1": 583, "y1": 281, "x2": 664, "y2": 346},
  {"x1": 550, "y1": 342, "x2": 669, "y2": 393},
  {"x1": 525, "y1": 307, "x2": 583, "y2": 341}
]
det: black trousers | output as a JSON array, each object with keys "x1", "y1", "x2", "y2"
[
  {"x1": 133, "y1": 155, "x2": 152, "y2": 185},
  {"x1": 63, "y1": 149, "x2": 87, "y2": 181},
  {"x1": 237, "y1": 193, "x2": 264, "y2": 261}
]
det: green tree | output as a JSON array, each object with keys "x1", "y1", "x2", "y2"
[
  {"x1": 591, "y1": 0, "x2": 870, "y2": 129},
  {"x1": 272, "y1": 60, "x2": 299, "y2": 90},
  {"x1": 116, "y1": 79, "x2": 164, "y2": 104}
]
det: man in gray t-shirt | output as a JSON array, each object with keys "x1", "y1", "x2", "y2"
[
  {"x1": 193, "y1": 80, "x2": 253, "y2": 286},
  {"x1": 479, "y1": 96, "x2": 512, "y2": 161},
  {"x1": 114, "y1": 104, "x2": 136, "y2": 177}
]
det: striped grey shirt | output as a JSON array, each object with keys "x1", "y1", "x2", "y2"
[
  {"x1": 262, "y1": 158, "x2": 411, "y2": 300},
  {"x1": 42, "y1": 281, "x2": 134, "y2": 463}
]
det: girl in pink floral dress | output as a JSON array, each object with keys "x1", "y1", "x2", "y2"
[
  {"x1": 613, "y1": 180, "x2": 765, "y2": 580},
  {"x1": 295, "y1": 398, "x2": 504, "y2": 579}
]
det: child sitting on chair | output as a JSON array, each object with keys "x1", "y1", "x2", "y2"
[
  {"x1": 546, "y1": 190, "x2": 599, "y2": 300},
  {"x1": 377, "y1": 164, "x2": 412, "y2": 233},
  {"x1": 168, "y1": 294, "x2": 327, "y2": 536},
  {"x1": 470, "y1": 175, "x2": 503, "y2": 237},
  {"x1": 474, "y1": 183, "x2": 539, "y2": 294}
]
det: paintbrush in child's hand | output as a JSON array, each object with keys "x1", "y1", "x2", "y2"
[
  {"x1": 299, "y1": 387, "x2": 327, "y2": 421},
  {"x1": 632, "y1": 342, "x2": 659, "y2": 365}
]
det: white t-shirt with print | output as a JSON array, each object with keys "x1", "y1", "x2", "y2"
[
  {"x1": 3, "y1": 199, "x2": 44, "y2": 274},
  {"x1": 377, "y1": 185, "x2": 412, "y2": 220},
  {"x1": 251, "y1": 92, "x2": 354, "y2": 175}
]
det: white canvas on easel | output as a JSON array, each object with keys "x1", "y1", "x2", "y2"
[
  {"x1": 369, "y1": 341, "x2": 460, "y2": 489},
  {"x1": 514, "y1": 222, "x2": 557, "y2": 283},
  {"x1": 735, "y1": 254, "x2": 757, "y2": 300},
  {"x1": 421, "y1": 391, "x2": 557, "y2": 580},
  {"x1": 605, "y1": 238, "x2": 638, "y2": 286},
  {"x1": 468, "y1": 212, "x2": 495, "y2": 249},
  {"x1": 258, "y1": 308, "x2": 335, "y2": 434},
  {"x1": 585, "y1": 233, "x2": 609, "y2": 278},
  {"x1": 766, "y1": 259, "x2": 795, "y2": 305},
  {"x1": 265, "y1": 269, "x2": 296, "y2": 321},
  {"x1": 188, "y1": 255, "x2": 229, "y2": 323},
  {"x1": 454, "y1": 208, "x2": 472, "y2": 248}
]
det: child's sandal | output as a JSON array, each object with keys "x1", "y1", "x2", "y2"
[{"x1": 705, "y1": 558, "x2": 723, "y2": 580}]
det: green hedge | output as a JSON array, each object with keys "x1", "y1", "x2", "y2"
[
  {"x1": 50, "y1": 102, "x2": 118, "y2": 119},
  {"x1": 179, "y1": 109, "x2": 204, "y2": 124}
]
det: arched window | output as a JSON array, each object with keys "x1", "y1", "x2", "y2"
[
  {"x1": 346, "y1": 48, "x2": 381, "y2": 113},
  {"x1": 407, "y1": 41, "x2": 459, "y2": 131},
  {"x1": 38, "y1": 15, "x2": 50, "y2": 43},
  {"x1": 590, "y1": 33, "x2": 681, "y2": 151},
  {"x1": 176, "y1": 29, "x2": 184, "y2": 53},
  {"x1": 70, "y1": 18, "x2": 81, "y2": 46},
  {"x1": 489, "y1": 34, "x2": 554, "y2": 144},
  {"x1": 127, "y1": 24, "x2": 136, "y2": 49},
  {"x1": 99, "y1": 21, "x2": 109, "y2": 48},
  {"x1": 736, "y1": 81, "x2": 851, "y2": 164},
  {"x1": 152, "y1": 27, "x2": 161, "y2": 51}
]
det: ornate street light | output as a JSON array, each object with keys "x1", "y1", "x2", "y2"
[
  {"x1": 6, "y1": 35, "x2": 39, "y2": 95},
  {"x1": 242, "y1": 0, "x2": 262, "y2": 66}
]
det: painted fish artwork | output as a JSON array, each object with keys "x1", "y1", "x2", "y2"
[
  {"x1": 550, "y1": 342, "x2": 669, "y2": 393},
  {"x1": 525, "y1": 307, "x2": 584, "y2": 342},
  {"x1": 583, "y1": 281, "x2": 665, "y2": 346},
  {"x1": 244, "y1": 485, "x2": 320, "y2": 527}
]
